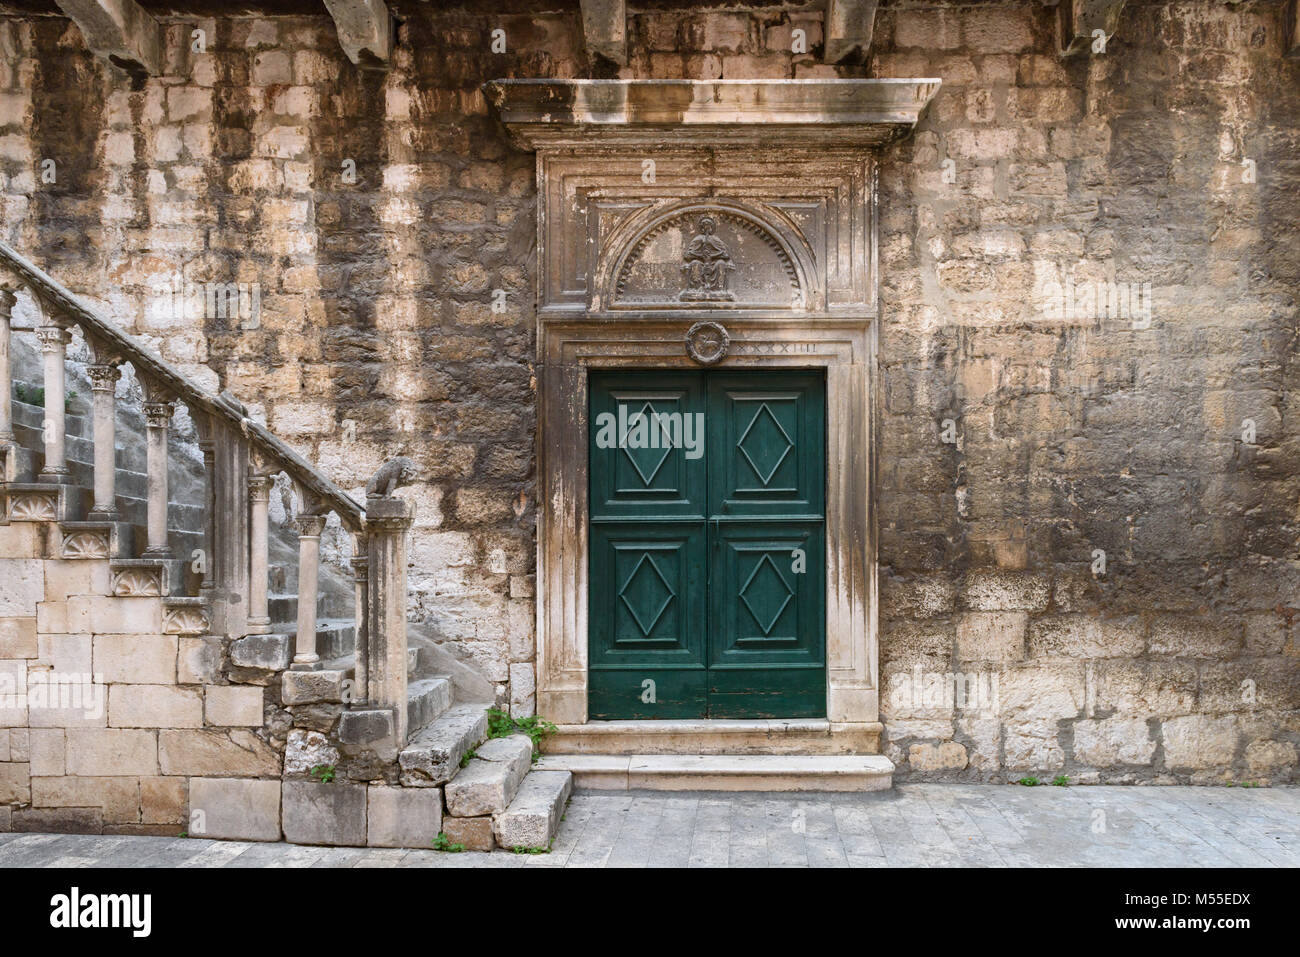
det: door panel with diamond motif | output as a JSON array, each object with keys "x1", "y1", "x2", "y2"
[{"x1": 589, "y1": 370, "x2": 825, "y2": 719}]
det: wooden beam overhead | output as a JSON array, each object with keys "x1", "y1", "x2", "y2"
[
  {"x1": 54, "y1": 0, "x2": 162, "y2": 76},
  {"x1": 322, "y1": 0, "x2": 393, "y2": 69}
]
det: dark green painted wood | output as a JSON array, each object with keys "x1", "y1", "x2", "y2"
[{"x1": 589, "y1": 370, "x2": 825, "y2": 719}]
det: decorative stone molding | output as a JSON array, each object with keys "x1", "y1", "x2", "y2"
[
  {"x1": 111, "y1": 566, "x2": 164, "y2": 597},
  {"x1": 163, "y1": 602, "x2": 210, "y2": 636},
  {"x1": 86, "y1": 363, "x2": 120, "y2": 392},
  {"x1": 52, "y1": 0, "x2": 163, "y2": 75},
  {"x1": 61, "y1": 530, "x2": 110, "y2": 559},
  {"x1": 487, "y1": 78, "x2": 940, "y2": 732},
  {"x1": 143, "y1": 399, "x2": 173, "y2": 429},
  {"x1": 8, "y1": 489, "x2": 57, "y2": 521},
  {"x1": 321, "y1": 0, "x2": 392, "y2": 68}
]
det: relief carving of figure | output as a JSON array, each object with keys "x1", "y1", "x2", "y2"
[{"x1": 679, "y1": 216, "x2": 735, "y2": 301}]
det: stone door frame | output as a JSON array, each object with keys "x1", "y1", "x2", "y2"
[{"x1": 487, "y1": 79, "x2": 940, "y2": 740}]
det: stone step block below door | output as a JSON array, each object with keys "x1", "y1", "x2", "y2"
[
  {"x1": 444, "y1": 734, "x2": 533, "y2": 817},
  {"x1": 493, "y1": 770, "x2": 573, "y2": 851}
]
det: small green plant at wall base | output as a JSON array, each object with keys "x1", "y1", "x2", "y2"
[
  {"x1": 432, "y1": 832, "x2": 464, "y2": 852},
  {"x1": 1016, "y1": 777, "x2": 1039, "y2": 787},
  {"x1": 459, "y1": 747, "x2": 478, "y2": 768},
  {"x1": 309, "y1": 764, "x2": 335, "y2": 783},
  {"x1": 1052, "y1": 775, "x2": 1069, "y2": 787},
  {"x1": 511, "y1": 842, "x2": 551, "y2": 855},
  {"x1": 486, "y1": 708, "x2": 558, "y2": 760}
]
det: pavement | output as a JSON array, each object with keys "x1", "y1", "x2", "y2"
[{"x1": 2, "y1": 783, "x2": 1297, "y2": 867}]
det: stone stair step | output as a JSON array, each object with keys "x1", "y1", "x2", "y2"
[
  {"x1": 493, "y1": 770, "x2": 573, "y2": 851},
  {"x1": 534, "y1": 753, "x2": 895, "y2": 792},
  {"x1": 445, "y1": 733, "x2": 534, "y2": 817},
  {"x1": 270, "y1": 618, "x2": 355, "y2": 659},
  {"x1": 406, "y1": 676, "x2": 452, "y2": 734},
  {"x1": 398, "y1": 704, "x2": 488, "y2": 788},
  {"x1": 268, "y1": 591, "x2": 352, "y2": 624}
]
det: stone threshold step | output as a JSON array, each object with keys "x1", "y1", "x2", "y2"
[
  {"x1": 535, "y1": 753, "x2": 894, "y2": 792},
  {"x1": 542, "y1": 718, "x2": 883, "y2": 756}
]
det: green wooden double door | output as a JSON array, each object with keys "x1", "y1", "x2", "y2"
[{"x1": 588, "y1": 370, "x2": 826, "y2": 719}]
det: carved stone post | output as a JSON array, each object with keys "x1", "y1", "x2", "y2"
[
  {"x1": 350, "y1": 535, "x2": 370, "y2": 708},
  {"x1": 291, "y1": 512, "x2": 326, "y2": 670},
  {"x1": 0, "y1": 290, "x2": 14, "y2": 448},
  {"x1": 366, "y1": 495, "x2": 413, "y2": 743},
  {"x1": 35, "y1": 323, "x2": 71, "y2": 483},
  {"x1": 195, "y1": 413, "x2": 217, "y2": 598},
  {"x1": 246, "y1": 473, "x2": 272, "y2": 634},
  {"x1": 87, "y1": 363, "x2": 120, "y2": 518},
  {"x1": 142, "y1": 397, "x2": 173, "y2": 556}
]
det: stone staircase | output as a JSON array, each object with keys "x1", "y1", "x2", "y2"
[{"x1": 0, "y1": 244, "x2": 569, "y2": 852}]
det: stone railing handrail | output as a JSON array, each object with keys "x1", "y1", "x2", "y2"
[{"x1": 0, "y1": 239, "x2": 364, "y2": 529}]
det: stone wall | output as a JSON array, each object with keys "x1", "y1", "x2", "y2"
[{"x1": 0, "y1": 0, "x2": 1295, "y2": 781}]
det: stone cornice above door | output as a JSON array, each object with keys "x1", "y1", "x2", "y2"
[
  {"x1": 484, "y1": 79, "x2": 941, "y2": 150},
  {"x1": 486, "y1": 78, "x2": 939, "y2": 322}
]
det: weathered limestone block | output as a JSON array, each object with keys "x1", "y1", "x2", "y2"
[
  {"x1": 366, "y1": 785, "x2": 442, "y2": 848},
  {"x1": 445, "y1": 734, "x2": 532, "y2": 817},
  {"x1": 493, "y1": 769, "x2": 572, "y2": 850},
  {"x1": 108, "y1": 684, "x2": 203, "y2": 728},
  {"x1": 65, "y1": 729, "x2": 158, "y2": 776},
  {"x1": 178, "y1": 636, "x2": 224, "y2": 684},
  {"x1": 204, "y1": 685, "x2": 265, "y2": 726},
  {"x1": 337, "y1": 707, "x2": 394, "y2": 745},
  {"x1": 961, "y1": 571, "x2": 1050, "y2": 612},
  {"x1": 441, "y1": 815, "x2": 493, "y2": 852},
  {"x1": 1002, "y1": 724, "x2": 1065, "y2": 771},
  {"x1": 284, "y1": 729, "x2": 339, "y2": 775},
  {"x1": 398, "y1": 705, "x2": 487, "y2": 787},
  {"x1": 1148, "y1": 616, "x2": 1242, "y2": 659},
  {"x1": 997, "y1": 663, "x2": 1084, "y2": 722},
  {"x1": 43, "y1": 560, "x2": 108, "y2": 602},
  {"x1": 956, "y1": 611, "x2": 1027, "y2": 661},
  {"x1": 158, "y1": 730, "x2": 280, "y2": 777},
  {"x1": 1094, "y1": 661, "x2": 1196, "y2": 716},
  {"x1": 1027, "y1": 615, "x2": 1145, "y2": 659},
  {"x1": 230, "y1": 632, "x2": 291, "y2": 671},
  {"x1": 1071, "y1": 716, "x2": 1156, "y2": 766},
  {"x1": 0, "y1": 659, "x2": 27, "y2": 727},
  {"x1": 282, "y1": 668, "x2": 346, "y2": 705},
  {"x1": 509, "y1": 661, "x2": 535, "y2": 718},
  {"x1": 0, "y1": 560, "x2": 43, "y2": 616},
  {"x1": 0, "y1": 761, "x2": 30, "y2": 803},
  {"x1": 140, "y1": 776, "x2": 187, "y2": 824},
  {"x1": 92, "y1": 634, "x2": 177, "y2": 684},
  {"x1": 1244, "y1": 739, "x2": 1297, "y2": 774},
  {"x1": 1161, "y1": 715, "x2": 1238, "y2": 770},
  {"x1": 189, "y1": 777, "x2": 281, "y2": 841},
  {"x1": 282, "y1": 780, "x2": 367, "y2": 846},
  {"x1": 29, "y1": 728, "x2": 64, "y2": 776},
  {"x1": 907, "y1": 741, "x2": 968, "y2": 771},
  {"x1": 31, "y1": 775, "x2": 139, "y2": 824},
  {"x1": 67, "y1": 596, "x2": 162, "y2": 634},
  {"x1": 0, "y1": 618, "x2": 37, "y2": 658}
]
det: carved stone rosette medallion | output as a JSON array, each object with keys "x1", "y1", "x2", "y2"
[{"x1": 685, "y1": 320, "x2": 730, "y2": 365}]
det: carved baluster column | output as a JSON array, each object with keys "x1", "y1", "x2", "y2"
[
  {"x1": 86, "y1": 361, "x2": 121, "y2": 518},
  {"x1": 366, "y1": 495, "x2": 413, "y2": 743},
  {"x1": 0, "y1": 290, "x2": 15, "y2": 453},
  {"x1": 142, "y1": 395, "x2": 174, "y2": 556},
  {"x1": 246, "y1": 472, "x2": 272, "y2": 633},
  {"x1": 350, "y1": 534, "x2": 370, "y2": 708},
  {"x1": 35, "y1": 322, "x2": 71, "y2": 483},
  {"x1": 291, "y1": 511, "x2": 326, "y2": 670},
  {"x1": 196, "y1": 413, "x2": 218, "y2": 598}
]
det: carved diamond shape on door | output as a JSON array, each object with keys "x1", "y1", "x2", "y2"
[
  {"x1": 737, "y1": 403, "x2": 793, "y2": 486},
  {"x1": 619, "y1": 552, "x2": 676, "y2": 636},
  {"x1": 739, "y1": 553, "x2": 793, "y2": 636},
  {"x1": 622, "y1": 402, "x2": 674, "y2": 486}
]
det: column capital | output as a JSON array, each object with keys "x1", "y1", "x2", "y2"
[
  {"x1": 296, "y1": 513, "x2": 327, "y2": 538},
  {"x1": 248, "y1": 473, "x2": 272, "y2": 501},
  {"x1": 34, "y1": 324, "x2": 71, "y2": 351},
  {"x1": 86, "y1": 363, "x2": 122, "y2": 392},
  {"x1": 143, "y1": 400, "x2": 174, "y2": 429}
]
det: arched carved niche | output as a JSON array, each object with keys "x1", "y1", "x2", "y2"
[{"x1": 596, "y1": 201, "x2": 819, "y2": 312}]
